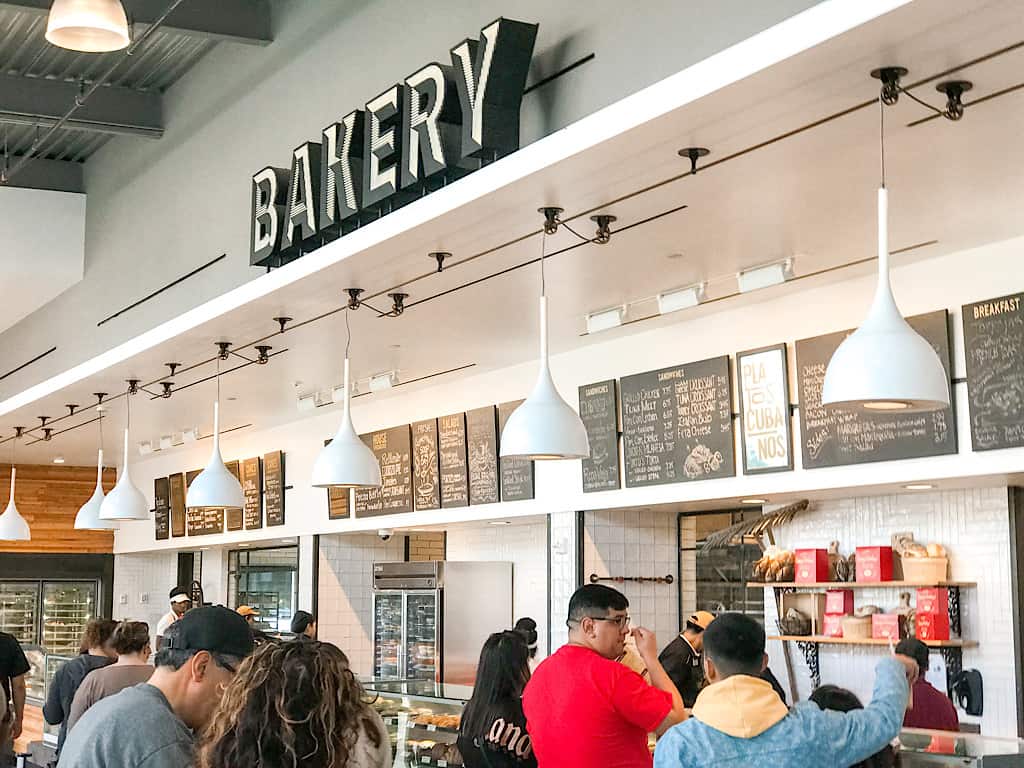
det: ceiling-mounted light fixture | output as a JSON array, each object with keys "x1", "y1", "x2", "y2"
[
  {"x1": 52, "y1": 456, "x2": 65, "y2": 465},
  {"x1": 657, "y1": 282, "x2": 706, "y2": 315},
  {"x1": 0, "y1": 428, "x2": 30, "y2": 540},
  {"x1": 99, "y1": 383, "x2": 148, "y2": 521},
  {"x1": 369, "y1": 371, "x2": 397, "y2": 393},
  {"x1": 159, "y1": 435, "x2": 173, "y2": 450},
  {"x1": 186, "y1": 349, "x2": 245, "y2": 511},
  {"x1": 138, "y1": 441, "x2": 154, "y2": 456},
  {"x1": 500, "y1": 208, "x2": 590, "y2": 460},
  {"x1": 75, "y1": 409, "x2": 116, "y2": 531},
  {"x1": 45, "y1": 0, "x2": 130, "y2": 52},
  {"x1": 822, "y1": 87, "x2": 949, "y2": 413},
  {"x1": 737, "y1": 258, "x2": 794, "y2": 294},
  {"x1": 585, "y1": 306, "x2": 625, "y2": 334},
  {"x1": 182, "y1": 427, "x2": 199, "y2": 444},
  {"x1": 311, "y1": 300, "x2": 383, "y2": 489}
]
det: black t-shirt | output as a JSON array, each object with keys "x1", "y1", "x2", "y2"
[
  {"x1": 457, "y1": 700, "x2": 537, "y2": 768},
  {"x1": 658, "y1": 634, "x2": 703, "y2": 707},
  {"x1": 0, "y1": 631, "x2": 31, "y2": 702}
]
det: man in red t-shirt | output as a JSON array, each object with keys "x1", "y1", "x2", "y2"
[{"x1": 523, "y1": 584, "x2": 687, "y2": 768}]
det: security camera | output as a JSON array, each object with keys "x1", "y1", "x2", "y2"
[{"x1": 377, "y1": 529, "x2": 394, "y2": 542}]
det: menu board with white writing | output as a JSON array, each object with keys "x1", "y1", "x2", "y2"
[
  {"x1": 225, "y1": 460, "x2": 244, "y2": 531},
  {"x1": 620, "y1": 357, "x2": 735, "y2": 488},
  {"x1": 497, "y1": 401, "x2": 534, "y2": 501},
  {"x1": 438, "y1": 413, "x2": 469, "y2": 508},
  {"x1": 412, "y1": 419, "x2": 441, "y2": 510},
  {"x1": 242, "y1": 457, "x2": 263, "y2": 529},
  {"x1": 154, "y1": 477, "x2": 170, "y2": 540},
  {"x1": 186, "y1": 505, "x2": 224, "y2": 536},
  {"x1": 264, "y1": 451, "x2": 285, "y2": 527},
  {"x1": 467, "y1": 406, "x2": 500, "y2": 505},
  {"x1": 796, "y1": 310, "x2": 955, "y2": 468},
  {"x1": 354, "y1": 426, "x2": 413, "y2": 518},
  {"x1": 962, "y1": 292, "x2": 1024, "y2": 450},
  {"x1": 737, "y1": 344, "x2": 793, "y2": 474},
  {"x1": 579, "y1": 380, "x2": 620, "y2": 492},
  {"x1": 169, "y1": 473, "x2": 186, "y2": 537}
]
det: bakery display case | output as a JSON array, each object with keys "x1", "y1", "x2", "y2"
[
  {"x1": 42, "y1": 581, "x2": 96, "y2": 655},
  {"x1": 0, "y1": 582, "x2": 39, "y2": 643},
  {"x1": 364, "y1": 679, "x2": 471, "y2": 768},
  {"x1": 899, "y1": 728, "x2": 1024, "y2": 766}
]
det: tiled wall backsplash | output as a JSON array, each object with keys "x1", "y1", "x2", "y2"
[
  {"x1": 549, "y1": 511, "x2": 578, "y2": 652},
  {"x1": 112, "y1": 552, "x2": 179, "y2": 639},
  {"x1": 583, "y1": 509, "x2": 679, "y2": 649}
]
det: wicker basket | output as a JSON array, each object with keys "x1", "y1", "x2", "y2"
[
  {"x1": 842, "y1": 616, "x2": 872, "y2": 640},
  {"x1": 900, "y1": 556, "x2": 948, "y2": 583},
  {"x1": 778, "y1": 612, "x2": 812, "y2": 636}
]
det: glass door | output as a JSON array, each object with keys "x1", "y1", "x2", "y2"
[
  {"x1": 0, "y1": 582, "x2": 39, "y2": 643},
  {"x1": 373, "y1": 592, "x2": 403, "y2": 680},
  {"x1": 42, "y1": 581, "x2": 96, "y2": 655},
  {"x1": 228, "y1": 546, "x2": 298, "y2": 633},
  {"x1": 405, "y1": 591, "x2": 439, "y2": 682}
]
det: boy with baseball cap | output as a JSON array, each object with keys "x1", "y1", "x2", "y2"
[{"x1": 658, "y1": 611, "x2": 715, "y2": 707}]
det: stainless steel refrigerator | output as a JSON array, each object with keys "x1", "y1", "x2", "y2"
[{"x1": 372, "y1": 561, "x2": 512, "y2": 685}]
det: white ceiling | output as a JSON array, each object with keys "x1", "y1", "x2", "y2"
[{"x1": 4, "y1": 0, "x2": 1024, "y2": 465}]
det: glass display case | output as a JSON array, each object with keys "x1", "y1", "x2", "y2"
[
  {"x1": 899, "y1": 728, "x2": 1024, "y2": 766},
  {"x1": 42, "y1": 582, "x2": 96, "y2": 655},
  {"x1": 21, "y1": 644, "x2": 46, "y2": 703},
  {"x1": 0, "y1": 582, "x2": 39, "y2": 642},
  {"x1": 363, "y1": 679, "x2": 471, "y2": 768}
]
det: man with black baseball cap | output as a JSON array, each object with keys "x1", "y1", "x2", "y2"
[{"x1": 59, "y1": 606, "x2": 253, "y2": 768}]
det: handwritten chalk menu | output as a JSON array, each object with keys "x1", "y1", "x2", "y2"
[
  {"x1": 186, "y1": 505, "x2": 224, "y2": 536},
  {"x1": 154, "y1": 477, "x2": 170, "y2": 540},
  {"x1": 223, "y1": 461, "x2": 244, "y2": 531},
  {"x1": 169, "y1": 473, "x2": 186, "y2": 537},
  {"x1": 264, "y1": 450, "x2": 285, "y2": 527},
  {"x1": 467, "y1": 406, "x2": 500, "y2": 505},
  {"x1": 796, "y1": 310, "x2": 956, "y2": 468},
  {"x1": 737, "y1": 344, "x2": 793, "y2": 474},
  {"x1": 438, "y1": 413, "x2": 469, "y2": 508},
  {"x1": 579, "y1": 380, "x2": 620, "y2": 492},
  {"x1": 354, "y1": 427, "x2": 413, "y2": 518},
  {"x1": 621, "y1": 357, "x2": 735, "y2": 488},
  {"x1": 498, "y1": 401, "x2": 534, "y2": 501},
  {"x1": 242, "y1": 457, "x2": 262, "y2": 530},
  {"x1": 412, "y1": 419, "x2": 441, "y2": 510},
  {"x1": 185, "y1": 469, "x2": 200, "y2": 487},
  {"x1": 962, "y1": 292, "x2": 1024, "y2": 450}
]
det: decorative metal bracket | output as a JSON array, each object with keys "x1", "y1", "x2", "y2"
[
  {"x1": 588, "y1": 573, "x2": 674, "y2": 585},
  {"x1": 795, "y1": 641, "x2": 821, "y2": 690}
]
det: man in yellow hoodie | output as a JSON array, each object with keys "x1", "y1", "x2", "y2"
[{"x1": 653, "y1": 613, "x2": 918, "y2": 768}]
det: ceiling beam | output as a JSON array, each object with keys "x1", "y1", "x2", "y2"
[
  {"x1": 2, "y1": 156, "x2": 83, "y2": 193},
  {"x1": 0, "y1": 73, "x2": 162, "y2": 138},
  {"x1": 0, "y1": 0, "x2": 272, "y2": 45}
]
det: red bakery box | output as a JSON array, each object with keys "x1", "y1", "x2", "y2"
[
  {"x1": 822, "y1": 614, "x2": 845, "y2": 638},
  {"x1": 825, "y1": 589, "x2": 855, "y2": 615},
  {"x1": 871, "y1": 613, "x2": 901, "y2": 640},
  {"x1": 856, "y1": 546, "x2": 894, "y2": 582},
  {"x1": 917, "y1": 587, "x2": 949, "y2": 615},
  {"x1": 795, "y1": 549, "x2": 829, "y2": 583},
  {"x1": 916, "y1": 611, "x2": 951, "y2": 641}
]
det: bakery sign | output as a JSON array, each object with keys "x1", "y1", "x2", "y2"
[{"x1": 249, "y1": 17, "x2": 538, "y2": 268}]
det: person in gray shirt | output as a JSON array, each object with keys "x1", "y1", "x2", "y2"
[{"x1": 58, "y1": 606, "x2": 254, "y2": 768}]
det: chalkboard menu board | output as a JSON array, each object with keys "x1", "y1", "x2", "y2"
[
  {"x1": 962, "y1": 292, "x2": 1024, "y2": 451},
  {"x1": 621, "y1": 357, "x2": 735, "y2": 488},
  {"x1": 498, "y1": 401, "x2": 534, "y2": 501},
  {"x1": 354, "y1": 427, "x2": 413, "y2": 518},
  {"x1": 467, "y1": 407, "x2": 499, "y2": 505},
  {"x1": 154, "y1": 477, "x2": 170, "y2": 540},
  {"x1": 169, "y1": 473, "x2": 186, "y2": 537},
  {"x1": 186, "y1": 505, "x2": 224, "y2": 536},
  {"x1": 412, "y1": 419, "x2": 441, "y2": 510},
  {"x1": 185, "y1": 469, "x2": 200, "y2": 488},
  {"x1": 242, "y1": 457, "x2": 263, "y2": 530},
  {"x1": 264, "y1": 450, "x2": 285, "y2": 527},
  {"x1": 224, "y1": 461, "x2": 244, "y2": 531},
  {"x1": 579, "y1": 380, "x2": 620, "y2": 492},
  {"x1": 796, "y1": 310, "x2": 955, "y2": 468},
  {"x1": 438, "y1": 413, "x2": 469, "y2": 508}
]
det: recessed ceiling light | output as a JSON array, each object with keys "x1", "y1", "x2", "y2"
[
  {"x1": 52, "y1": 456, "x2": 65, "y2": 464},
  {"x1": 740, "y1": 498, "x2": 767, "y2": 505},
  {"x1": 489, "y1": 520, "x2": 512, "y2": 526},
  {"x1": 903, "y1": 483, "x2": 935, "y2": 491}
]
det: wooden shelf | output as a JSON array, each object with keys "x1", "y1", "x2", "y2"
[
  {"x1": 769, "y1": 635, "x2": 977, "y2": 649},
  {"x1": 748, "y1": 581, "x2": 976, "y2": 589}
]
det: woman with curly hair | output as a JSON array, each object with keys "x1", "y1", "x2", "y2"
[{"x1": 198, "y1": 640, "x2": 390, "y2": 768}]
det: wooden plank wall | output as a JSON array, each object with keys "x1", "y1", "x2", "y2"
[{"x1": 0, "y1": 464, "x2": 116, "y2": 554}]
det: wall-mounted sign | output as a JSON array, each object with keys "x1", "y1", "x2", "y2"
[
  {"x1": 578, "y1": 380, "x2": 620, "y2": 492},
  {"x1": 466, "y1": 406, "x2": 499, "y2": 505},
  {"x1": 497, "y1": 401, "x2": 534, "y2": 501},
  {"x1": 264, "y1": 451, "x2": 286, "y2": 527},
  {"x1": 354, "y1": 426, "x2": 413, "y2": 518},
  {"x1": 438, "y1": 412, "x2": 469, "y2": 508},
  {"x1": 962, "y1": 292, "x2": 1024, "y2": 451},
  {"x1": 242, "y1": 457, "x2": 263, "y2": 530},
  {"x1": 321, "y1": 439, "x2": 351, "y2": 520},
  {"x1": 186, "y1": 506, "x2": 224, "y2": 536},
  {"x1": 224, "y1": 460, "x2": 244, "y2": 531},
  {"x1": 154, "y1": 477, "x2": 170, "y2": 541},
  {"x1": 412, "y1": 419, "x2": 441, "y2": 510},
  {"x1": 250, "y1": 18, "x2": 538, "y2": 268},
  {"x1": 736, "y1": 344, "x2": 793, "y2": 474},
  {"x1": 169, "y1": 473, "x2": 186, "y2": 538}
]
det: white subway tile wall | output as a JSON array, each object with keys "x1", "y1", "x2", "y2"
[
  {"x1": 549, "y1": 511, "x2": 578, "y2": 652},
  {"x1": 584, "y1": 509, "x2": 679, "y2": 649},
  {"x1": 446, "y1": 522, "x2": 549, "y2": 658},
  {"x1": 112, "y1": 552, "x2": 179, "y2": 639},
  {"x1": 766, "y1": 488, "x2": 1016, "y2": 737},
  {"x1": 317, "y1": 533, "x2": 407, "y2": 677}
]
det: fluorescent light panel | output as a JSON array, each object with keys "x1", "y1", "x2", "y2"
[
  {"x1": 737, "y1": 259, "x2": 793, "y2": 293},
  {"x1": 586, "y1": 306, "x2": 625, "y2": 334},
  {"x1": 369, "y1": 372, "x2": 396, "y2": 392},
  {"x1": 657, "y1": 283, "x2": 706, "y2": 315}
]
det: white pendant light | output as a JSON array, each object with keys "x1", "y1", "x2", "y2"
[
  {"x1": 46, "y1": 0, "x2": 130, "y2": 53},
  {"x1": 311, "y1": 308, "x2": 382, "y2": 489},
  {"x1": 186, "y1": 354, "x2": 245, "y2": 510},
  {"x1": 100, "y1": 386, "x2": 149, "y2": 521},
  {"x1": 0, "y1": 430, "x2": 30, "y2": 541},
  {"x1": 821, "y1": 97, "x2": 949, "y2": 413},
  {"x1": 76, "y1": 406, "x2": 117, "y2": 531},
  {"x1": 500, "y1": 217, "x2": 590, "y2": 460}
]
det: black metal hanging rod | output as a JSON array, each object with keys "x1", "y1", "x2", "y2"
[{"x1": 589, "y1": 573, "x2": 675, "y2": 585}]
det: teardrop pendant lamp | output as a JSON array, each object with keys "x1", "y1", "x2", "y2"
[
  {"x1": 311, "y1": 305, "x2": 382, "y2": 489},
  {"x1": 75, "y1": 407, "x2": 116, "y2": 531},
  {"x1": 822, "y1": 94, "x2": 949, "y2": 412},
  {"x1": 186, "y1": 350, "x2": 245, "y2": 511},
  {"x1": 99, "y1": 384, "x2": 149, "y2": 521},
  {"x1": 46, "y1": 0, "x2": 130, "y2": 53},
  {"x1": 0, "y1": 429, "x2": 30, "y2": 541},
  {"x1": 500, "y1": 211, "x2": 590, "y2": 460}
]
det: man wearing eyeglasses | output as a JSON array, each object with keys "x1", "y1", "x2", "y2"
[
  {"x1": 523, "y1": 584, "x2": 687, "y2": 768},
  {"x1": 58, "y1": 606, "x2": 254, "y2": 768}
]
